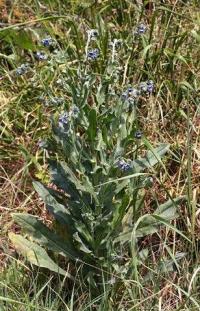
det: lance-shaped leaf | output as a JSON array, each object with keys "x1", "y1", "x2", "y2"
[
  {"x1": 49, "y1": 160, "x2": 98, "y2": 205},
  {"x1": 131, "y1": 143, "x2": 170, "y2": 172},
  {"x1": 87, "y1": 109, "x2": 97, "y2": 141},
  {"x1": 12, "y1": 213, "x2": 79, "y2": 260},
  {"x1": 115, "y1": 196, "x2": 185, "y2": 243},
  {"x1": 9, "y1": 233, "x2": 74, "y2": 279},
  {"x1": 49, "y1": 159, "x2": 81, "y2": 200},
  {"x1": 33, "y1": 181, "x2": 75, "y2": 229},
  {"x1": 73, "y1": 232, "x2": 92, "y2": 254}
]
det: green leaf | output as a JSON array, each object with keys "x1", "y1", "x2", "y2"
[
  {"x1": 119, "y1": 114, "x2": 128, "y2": 140},
  {"x1": 191, "y1": 30, "x2": 200, "y2": 43},
  {"x1": 12, "y1": 213, "x2": 79, "y2": 260},
  {"x1": 111, "y1": 194, "x2": 130, "y2": 230},
  {"x1": 114, "y1": 196, "x2": 185, "y2": 243},
  {"x1": 142, "y1": 44, "x2": 153, "y2": 58},
  {"x1": 87, "y1": 109, "x2": 97, "y2": 141},
  {"x1": 33, "y1": 181, "x2": 73, "y2": 227},
  {"x1": 74, "y1": 221, "x2": 93, "y2": 245},
  {"x1": 9, "y1": 233, "x2": 73, "y2": 279},
  {"x1": 153, "y1": 196, "x2": 184, "y2": 219},
  {"x1": 49, "y1": 160, "x2": 82, "y2": 200},
  {"x1": 96, "y1": 85, "x2": 105, "y2": 106},
  {"x1": 51, "y1": 160, "x2": 98, "y2": 204},
  {"x1": 132, "y1": 143, "x2": 170, "y2": 172},
  {"x1": 96, "y1": 129, "x2": 107, "y2": 151},
  {"x1": 0, "y1": 29, "x2": 36, "y2": 50},
  {"x1": 96, "y1": 172, "x2": 147, "y2": 187},
  {"x1": 73, "y1": 232, "x2": 92, "y2": 254},
  {"x1": 98, "y1": 183, "x2": 116, "y2": 207},
  {"x1": 179, "y1": 81, "x2": 194, "y2": 91}
]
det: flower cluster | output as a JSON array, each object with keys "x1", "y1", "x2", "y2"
[
  {"x1": 134, "y1": 23, "x2": 147, "y2": 35},
  {"x1": 134, "y1": 130, "x2": 142, "y2": 139},
  {"x1": 87, "y1": 48, "x2": 100, "y2": 60},
  {"x1": 121, "y1": 87, "x2": 140, "y2": 104},
  {"x1": 139, "y1": 80, "x2": 154, "y2": 94},
  {"x1": 117, "y1": 159, "x2": 131, "y2": 171},
  {"x1": 147, "y1": 80, "x2": 154, "y2": 93},
  {"x1": 16, "y1": 63, "x2": 29, "y2": 76},
  {"x1": 85, "y1": 28, "x2": 100, "y2": 60},
  {"x1": 58, "y1": 105, "x2": 80, "y2": 130},
  {"x1": 58, "y1": 112, "x2": 69, "y2": 127},
  {"x1": 35, "y1": 51, "x2": 48, "y2": 61},
  {"x1": 41, "y1": 37, "x2": 55, "y2": 47},
  {"x1": 122, "y1": 80, "x2": 154, "y2": 104}
]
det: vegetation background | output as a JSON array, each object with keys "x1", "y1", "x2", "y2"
[{"x1": 0, "y1": 0, "x2": 199, "y2": 310}]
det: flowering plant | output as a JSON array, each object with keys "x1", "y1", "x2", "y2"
[{"x1": 10, "y1": 25, "x2": 184, "y2": 292}]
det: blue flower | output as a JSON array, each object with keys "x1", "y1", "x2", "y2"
[
  {"x1": 16, "y1": 63, "x2": 29, "y2": 76},
  {"x1": 135, "y1": 130, "x2": 142, "y2": 139},
  {"x1": 41, "y1": 37, "x2": 55, "y2": 47},
  {"x1": 117, "y1": 159, "x2": 131, "y2": 171},
  {"x1": 87, "y1": 48, "x2": 100, "y2": 60},
  {"x1": 35, "y1": 51, "x2": 48, "y2": 61},
  {"x1": 121, "y1": 87, "x2": 140, "y2": 102},
  {"x1": 146, "y1": 80, "x2": 154, "y2": 93},
  {"x1": 139, "y1": 80, "x2": 154, "y2": 94},
  {"x1": 135, "y1": 23, "x2": 147, "y2": 35},
  {"x1": 58, "y1": 112, "x2": 69, "y2": 127}
]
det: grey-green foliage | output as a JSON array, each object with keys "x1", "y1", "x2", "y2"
[
  {"x1": 9, "y1": 19, "x2": 185, "y2": 289},
  {"x1": 10, "y1": 73, "x2": 184, "y2": 288}
]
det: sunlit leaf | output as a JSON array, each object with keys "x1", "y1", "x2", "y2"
[{"x1": 9, "y1": 233, "x2": 73, "y2": 279}]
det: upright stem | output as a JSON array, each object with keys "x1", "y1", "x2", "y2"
[
  {"x1": 85, "y1": 34, "x2": 91, "y2": 61},
  {"x1": 111, "y1": 42, "x2": 116, "y2": 64}
]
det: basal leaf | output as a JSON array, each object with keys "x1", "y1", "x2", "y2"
[
  {"x1": 0, "y1": 29, "x2": 36, "y2": 50},
  {"x1": 12, "y1": 213, "x2": 79, "y2": 260},
  {"x1": 9, "y1": 233, "x2": 73, "y2": 279}
]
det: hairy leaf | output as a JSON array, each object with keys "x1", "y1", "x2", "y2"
[
  {"x1": 12, "y1": 213, "x2": 79, "y2": 260},
  {"x1": 9, "y1": 233, "x2": 73, "y2": 279},
  {"x1": 132, "y1": 143, "x2": 170, "y2": 172},
  {"x1": 115, "y1": 196, "x2": 185, "y2": 243},
  {"x1": 33, "y1": 181, "x2": 74, "y2": 228}
]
